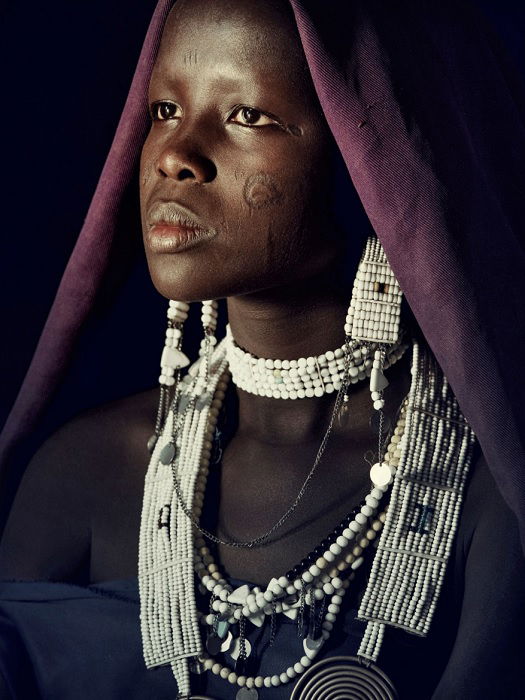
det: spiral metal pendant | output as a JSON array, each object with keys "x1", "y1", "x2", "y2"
[{"x1": 290, "y1": 655, "x2": 398, "y2": 700}]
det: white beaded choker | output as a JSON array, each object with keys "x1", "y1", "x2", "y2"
[{"x1": 225, "y1": 324, "x2": 405, "y2": 399}]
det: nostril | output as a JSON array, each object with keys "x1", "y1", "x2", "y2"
[{"x1": 177, "y1": 168, "x2": 196, "y2": 181}]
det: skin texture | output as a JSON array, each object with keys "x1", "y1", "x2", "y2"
[{"x1": 1, "y1": 1, "x2": 524, "y2": 696}]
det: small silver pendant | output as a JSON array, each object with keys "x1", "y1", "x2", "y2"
[
  {"x1": 205, "y1": 632, "x2": 222, "y2": 656},
  {"x1": 196, "y1": 392, "x2": 212, "y2": 411},
  {"x1": 337, "y1": 398, "x2": 351, "y2": 429},
  {"x1": 236, "y1": 689, "x2": 258, "y2": 700},
  {"x1": 146, "y1": 434, "x2": 157, "y2": 454},
  {"x1": 370, "y1": 462, "x2": 394, "y2": 488},
  {"x1": 189, "y1": 659, "x2": 205, "y2": 675},
  {"x1": 178, "y1": 394, "x2": 192, "y2": 413},
  {"x1": 159, "y1": 442, "x2": 176, "y2": 465}
]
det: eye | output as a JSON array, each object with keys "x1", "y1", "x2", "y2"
[
  {"x1": 150, "y1": 101, "x2": 182, "y2": 121},
  {"x1": 229, "y1": 106, "x2": 280, "y2": 128}
]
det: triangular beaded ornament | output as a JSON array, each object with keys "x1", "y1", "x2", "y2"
[{"x1": 345, "y1": 237, "x2": 403, "y2": 345}]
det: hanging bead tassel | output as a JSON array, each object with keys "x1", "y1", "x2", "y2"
[
  {"x1": 147, "y1": 300, "x2": 191, "y2": 454},
  {"x1": 336, "y1": 334, "x2": 354, "y2": 428},
  {"x1": 199, "y1": 300, "x2": 218, "y2": 366},
  {"x1": 369, "y1": 348, "x2": 395, "y2": 489}
]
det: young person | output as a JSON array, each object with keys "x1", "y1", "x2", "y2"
[{"x1": 1, "y1": 1, "x2": 524, "y2": 698}]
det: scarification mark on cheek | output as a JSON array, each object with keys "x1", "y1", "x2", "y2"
[
  {"x1": 183, "y1": 49, "x2": 198, "y2": 66},
  {"x1": 243, "y1": 173, "x2": 283, "y2": 210}
]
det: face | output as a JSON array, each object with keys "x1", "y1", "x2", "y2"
[{"x1": 140, "y1": 0, "x2": 342, "y2": 303}]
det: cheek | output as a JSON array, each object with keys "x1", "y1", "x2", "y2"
[
  {"x1": 243, "y1": 173, "x2": 283, "y2": 210},
  {"x1": 139, "y1": 136, "x2": 157, "y2": 193}
]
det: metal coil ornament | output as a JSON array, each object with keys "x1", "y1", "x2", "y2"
[{"x1": 290, "y1": 656, "x2": 398, "y2": 700}]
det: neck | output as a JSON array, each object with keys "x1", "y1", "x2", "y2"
[
  {"x1": 225, "y1": 276, "x2": 350, "y2": 444},
  {"x1": 226, "y1": 273, "x2": 350, "y2": 360}
]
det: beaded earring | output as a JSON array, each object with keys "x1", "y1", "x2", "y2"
[
  {"x1": 147, "y1": 300, "x2": 191, "y2": 454},
  {"x1": 338, "y1": 236, "x2": 403, "y2": 441},
  {"x1": 343, "y1": 236, "x2": 404, "y2": 486}
]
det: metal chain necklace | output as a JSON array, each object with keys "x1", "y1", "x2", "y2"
[{"x1": 168, "y1": 336, "x2": 405, "y2": 549}]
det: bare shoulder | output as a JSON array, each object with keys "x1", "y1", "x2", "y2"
[{"x1": 0, "y1": 388, "x2": 158, "y2": 582}]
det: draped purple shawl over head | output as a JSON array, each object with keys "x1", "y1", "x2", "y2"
[{"x1": 1, "y1": 0, "x2": 525, "y2": 551}]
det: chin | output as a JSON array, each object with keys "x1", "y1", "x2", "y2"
[{"x1": 147, "y1": 256, "x2": 238, "y2": 303}]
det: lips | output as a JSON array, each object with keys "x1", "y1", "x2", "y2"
[{"x1": 145, "y1": 201, "x2": 217, "y2": 253}]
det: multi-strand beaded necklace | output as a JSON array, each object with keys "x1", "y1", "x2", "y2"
[{"x1": 139, "y1": 332, "x2": 476, "y2": 699}]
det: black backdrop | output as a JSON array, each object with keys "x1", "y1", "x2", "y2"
[{"x1": 1, "y1": 0, "x2": 524, "y2": 432}]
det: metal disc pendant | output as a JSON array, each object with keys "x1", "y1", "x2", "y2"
[
  {"x1": 206, "y1": 631, "x2": 222, "y2": 656},
  {"x1": 178, "y1": 394, "x2": 192, "y2": 413},
  {"x1": 196, "y1": 392, "x2": 212, "y2": 411},
  {"x1": 369, "y1": 411, "x2": 392, "y2": 435},
  {"x1": 290, "y1": 655, "x2": 398, "y2": 699},
  {"x1": 236, "y1": 689, "x2": 258, "y2": 700},
  {"x1": 370, "y1": 462, "x2": 393, "y2": 488},
  {"x1": 146, "y1": 434, "x2": 157, "y2": 454},
  {"x1": 159, "y1": 442, "x2": 176, "y2": 465}
]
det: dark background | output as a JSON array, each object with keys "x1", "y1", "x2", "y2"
[{"x1": 1, "y1": 0, "x2": 524, "y2": 434}]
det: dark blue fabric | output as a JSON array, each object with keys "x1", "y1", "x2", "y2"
[{"x1": 0, "y1": 573, "x2": 458, "y2": 699}]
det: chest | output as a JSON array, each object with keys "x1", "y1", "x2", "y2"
[{"x1": 203, "y1": 433, "x2": 376, "y2": 585}]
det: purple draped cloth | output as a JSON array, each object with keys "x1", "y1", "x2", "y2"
[{"x1": 1, "y1": 0, "x2": 525, "y2": 552}]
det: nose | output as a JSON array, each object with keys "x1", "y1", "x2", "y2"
[{"x1": 156, "y1": 133, "x2": 217, "y2": 184}]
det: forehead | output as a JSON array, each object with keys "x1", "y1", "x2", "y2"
[{"x1": 154, "y1": 0, "x2": 306, "y2": 81}]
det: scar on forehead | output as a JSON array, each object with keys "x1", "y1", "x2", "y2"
[
  {"x1": 243, "y1": 173, "x2": 283, "y2": 210},
  {"x1": 183, "y1": 50, "x2": 198, "y2": 66}
]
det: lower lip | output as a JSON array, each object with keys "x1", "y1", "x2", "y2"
[{"x1": 145, "y1": 224, "x2": 215, "y2": 253}]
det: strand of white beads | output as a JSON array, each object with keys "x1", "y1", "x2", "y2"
[{"x1": 226, "y1": 324, "x2": 407, "y2": 399}]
